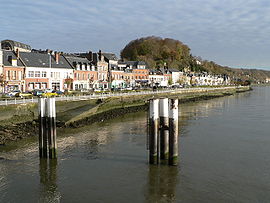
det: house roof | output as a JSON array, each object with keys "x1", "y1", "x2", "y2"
[
  {"x1": 64, "y1": 55, "x2": 91, "y2": 68},
  {"x1": 168, "y1": 68, "x2": 180, "y2": 72},
  {"x1": 1, "y1": 39, "x2": 31, "y2": 51},
  {"x1": 126, "y1": 61, "x2": 147, "y2": 68},
  {"x1": 19, "y1": 52, "x2": 73, "y2": 69},
  {"x1": 3, "y1": 50, "x2": 24, "y2": 66},
  {"x1": 137, "y1": 61, "x2": 147, "y2": 66},
  {"x1": 118, "y1": 61, "x2": 127, "y2": 65},
  {"x1": 103, "y1": 53, "x2": 118, "y2": 61},
  {"x1": 125, "y1": 61, "x2": 137, "y2": 66}
]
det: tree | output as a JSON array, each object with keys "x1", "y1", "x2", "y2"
[
  {"x1": 0, "y1": 74, "x2": 7, "y2": 93},
  {"x1": 64, "y1": 78, "x2": 73, "y2": 90},
  {"x1": 168, "y1": 78, "x2": 173, "y2": 86}
]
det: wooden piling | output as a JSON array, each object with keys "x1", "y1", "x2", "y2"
[
  {"x1": 149, "y1": 99, "x2": 159, "y2": 164},
  {"x1": 52, "y1": 97, "x2": 57, "y2": 159},
  {"x1": 169, "y1": 99, "x2": 179, "y2": 166},
  {"x1": 159, "y1": 98, "x2": 169, "y2": 161},
  {"x1": 38, "y1": 98, "x2": 47, "y2": 158},
  {"x1": 46, "y1": 98, "x2": 57, "y2": 159}
]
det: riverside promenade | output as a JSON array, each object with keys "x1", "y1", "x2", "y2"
[{"x1": 0, "y1": 86, "x2": 242, "y2": 106}]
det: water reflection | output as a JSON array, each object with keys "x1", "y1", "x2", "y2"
[
  {"x1": 39, "y1": 159, "x2": 61, "y2": 202},
  {"x1": 145, "y1": 165, "x2": 178, "y2": 203}
]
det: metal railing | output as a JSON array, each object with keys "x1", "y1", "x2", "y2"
[{"x1": 0, "y1": 86, "x2": 238, "y2": 106}]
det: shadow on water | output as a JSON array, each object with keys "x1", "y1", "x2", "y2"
[
  {"x1": 39, "y1": 159, "x2": 61, "y2": 202},
  {"x1": 145, "y1": 165, "x2": 179, "y2": 203}
]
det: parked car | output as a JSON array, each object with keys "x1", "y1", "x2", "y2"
[
  {"x1": 41, "y1": 89, "x2": 62, "y2": 97},
  {"x1": 52, "y1": 90, "x2": 64, "y2": 95},
  {"x1": 44, "y1": 89, "x2": 54, "y2": 93},
  {"x1": 94, "y1": 88, "x2": 103, "y2": 92},
  {"x1": 7, "y1": 90, "x2": 21, "y2": 97},
  {"x1": 32, "y1": 89, "x2": 44, "y2": 96},
  {"x1": 125, "y1": 87, "x2": 133, "y2": 90},
  {"x1": 42, "y1": 91, "x2": 58, "y2": 97},
  {"x1": 16, "y1": 91, "x2": 33, "y2": 98}
]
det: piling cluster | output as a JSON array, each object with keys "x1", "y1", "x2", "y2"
[
  {"x1": 148, "y1": 98, "x2": 179, "y2": 166},
  {"x1": 38, "y1": 98, "x2": 57, "y2": 159}
]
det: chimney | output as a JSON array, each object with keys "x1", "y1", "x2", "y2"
[
  {"x1": 55, "y1": 51, "x2": 59, "y2": 64},
  {"x1": 16, "y1": 48, "x2": 20, "y2": 58},
  {"x1": 98, "y1": 50, "x2": 102, "y2": 60},
  {"x1": 87, "y1": 51, "x2": 93, "y2": 61}
]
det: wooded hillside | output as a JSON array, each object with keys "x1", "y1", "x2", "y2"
[{"x1": 121, "y1": 36, "x2": 270, "y2": 83}]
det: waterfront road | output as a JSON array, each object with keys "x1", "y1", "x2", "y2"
[{"x1": 0, "y1": 86, "x2": 239, "y2": 106}]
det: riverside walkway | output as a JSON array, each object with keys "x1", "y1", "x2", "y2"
[{"x1": 0, "y1": 86, "x2": 239, "y2": 106}]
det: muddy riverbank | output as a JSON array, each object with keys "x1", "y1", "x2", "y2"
[{"x1": 0, "y1": 86, "x2": 250, "y2": 145}]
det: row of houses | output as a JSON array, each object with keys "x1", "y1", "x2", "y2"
[{"x1": 0, "y1": 40, "x2": 231, "y2": 93}]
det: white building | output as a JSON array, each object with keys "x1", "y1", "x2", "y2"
[{"x1": 20, "y1": 51, "x2": 73, "y2": 91}]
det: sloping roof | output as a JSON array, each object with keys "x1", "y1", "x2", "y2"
[
  {"x1": 137, "y1": 61, "x2": 147, "y2": 66},
  {"x1": 118, "y1": 61, "x2": 127, "y2": 65},
  {"x1": 125, "y1": 61, "x2": 137, "y2": 66},
  {"x1": 103, "y1": 53, "x2": 118, "y2": 61},
  {"x1": 64, "y1": 55, "x2": 91, "y2": 68},
  {"x1": 1, "y1": 39, "x2": 31, "y2": 50},
  {"x1": 19, "y1": 52, "x2": 72, "y2": 69},
  {"x1": 149, "y1": 69, "x2": 158, "y2": 73},
  {"x1": 3, "y1": 50, "x2": 24, "y2": 66},
  {"x1": 125, "y1": 61, "x2": 147, "y2": 68},
  {"x1": 168, "y1": 68, "x2": 180, "y2": 72}
]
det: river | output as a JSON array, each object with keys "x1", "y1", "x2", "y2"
[{"x1": 0, "y1": 86, "x2": 270, "y2": 202}]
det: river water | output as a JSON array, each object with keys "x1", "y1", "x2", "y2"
[{"x1": 0, "y1": 87, "x2": 270, "y2": 203}]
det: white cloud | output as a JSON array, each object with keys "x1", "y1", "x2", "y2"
[{"x1": 2, "y1": 0, "x2": 270, "y2": 67}]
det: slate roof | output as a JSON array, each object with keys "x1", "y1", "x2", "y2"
[
  {"x1": 103, "y1": 53, "x2": 118, "y2": 61},
  {"x1": 125, "y1": 61, "x2": 147, "y2": 68},
  {"x1": 168, "y1": 68, "x2": 180, "y2": 72},
  {"x1": 19, "y1": 52, "x2": 73, "y2": 69},
  {"x1": 1, "y1": 39, "x2": 31, "y2": 51},
  {"x1": 137, "y1": 61, "x2": 147, "y2": 66},
  {"x1": 3, "y1": 50, "x2": 24, "y2": 66},
  {"x1": 64, "y1": 55, "x2": 91, "y2": 68},
  {"x1": 118, "y1": 61, "x2": 127, "y2": 65},
  {"x1": 125, "y1": 61, "x2": 137, "y2": 66},
  {"x1": 149, "y1": 69, "x2": 163, "y2": 75}
]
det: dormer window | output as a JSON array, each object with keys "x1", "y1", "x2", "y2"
[
  {"x1": 82, "y1": 64, "x2": 85, "y2": 70},
  {"x1": 12, "y1": 59, "x2": 17, "y2": 66}
]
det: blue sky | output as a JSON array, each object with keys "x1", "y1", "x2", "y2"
[{"x1": 1, "y1": 0, "x2": 270, "y2": 69}]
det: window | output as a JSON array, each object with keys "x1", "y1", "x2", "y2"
[
  {"x1": 12, "y1": 71, "x2": 16, "y2": 80},
  {"x1": 18, "y1": 71, "x2": 22, "y2": 80},
  {"x1": 41, "y1": 71, "x2": 46, "y2": 77},
  {"x1": 28, "y1": 71, "x2": 34, "y2": 77},
  {"x1": 6, "y1": 71, "x2": 10, "y2": 80},
  {"x1": 82, "y1": 74, "x2": 85, "y2": 80},
  {"x1": 35, "y1": 71, "x2": 40, "y2": 77}
]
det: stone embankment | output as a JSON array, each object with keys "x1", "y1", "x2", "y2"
[{"x1": 0, "y1": 86, "x2": 251, "y2": 145}]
